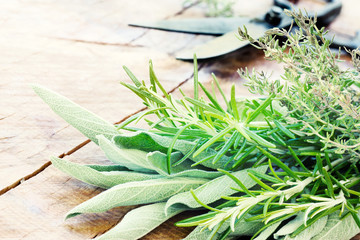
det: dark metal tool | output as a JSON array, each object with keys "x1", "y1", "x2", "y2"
[{"x1": 130, "y1": 0, "x2": 343, "y2": 60}]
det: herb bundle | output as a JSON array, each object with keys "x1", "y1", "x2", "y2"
[{"x1": 33, "y1": 11, "x2": 360, "y2": 240}]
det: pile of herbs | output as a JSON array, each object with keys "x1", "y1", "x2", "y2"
[{"x1": 33, "y1": 11, "x2": 360, "y2": 240}]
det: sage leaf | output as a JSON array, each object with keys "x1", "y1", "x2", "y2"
[
  {"x1": 283, "y1": 215, "x2": 327, "y2": 240},
  {"x1": 32, "y1": 84, "x2": 118, "y2": 144},
  {"x1": 183, "y1": 227, "x2": 215, "y2": 240},
  {"x1": 114, "y1": 131, "x2": 235, "y2": 169},
  {"x1": 97, "y1": 135, "x2": 155, "y2": 173},
  {"x1": 274, "y1": 213, "x2": 304, "y2": 239},
  {"x1": 165, "y1": 166, "x2": 267, "y2": 213},
  {"x1": 312, "y1": 212, "x2": 360, "y2": 240},
  {"x1": 113, "y1": 131, "x2": 171, "y2": 153},
  {"x1": 51, "y1": 157, "x2": 161, "y2": 189},
  {"x1": 254, "y1": 221, "x2": 283, "y2": 240},
  {"x1": 184, "y1": 226, "x2": 233, "y2": 240},
  {"x1": 94, "y1": 203, "x2": 185, "y2": 240},
  {"x1": 85, "y1": 164, "x2": 129, "y2": 172},
  {"x1": 225, "y1": 218, "x2": 264, "y2": 237},
  {"x1": 66, "y1": 177, "x2": 208, "y2": 219},
  {"x1": 147, "y1": 151, "x2": 222, "y2": 179},
  {"x1": 184, "y1": 217, "x2": 263, "y2": 240}
]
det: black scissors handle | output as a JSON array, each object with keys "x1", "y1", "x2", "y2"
[
  {"x1": 273, "y1": 0, "x2": 342, "y2": 27},
  {"x1": 273, "y1": 0, "x2": 360, "y2": 50}
]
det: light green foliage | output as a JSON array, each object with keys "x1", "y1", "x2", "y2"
[
  {"x1": 51, "y1": 157, "x2": 160, "y2": 189},
  {"x1": 312, "y1": 212, "x2": 360, "y2": 240},
  {"x1": 32, "y1": 84, "x2": 118, "y2": 144},
  {"x1": 66, "y1": 177, "x2": 207, "y2": 219},
  {"x1": 147, "y1": 151, "x2": 222, "y2": 179},
  {"x1": 165, "y1": 166, "x2": 267, "y2": 212},
  {"x1": 253, "y1": 221, "x2": 283, "y2": 240},
  {"x1": 94, "y1": 203, "x2": 185, "y2": 240},
  {"x1": 239, "y1": 10, "x2": 360, "y2": 162},
  {"x1": 283, "y1": 215, "x2": 328, "y2": 240},
  {"x1": 113, "y1": 131, "x2": 234, "y2": 169},
  {"x1": 274, "y1": 214, "x2": 305, "y2": 239},
  {"x1": 33, "y1": 10, "x2": 360, "y2": 240},
  {"x1": 97, "y1": 135, "x2": 155, "y2": 173},
  {"x1": 183, "y1": 217, "x2": 264, "y2": 240}
]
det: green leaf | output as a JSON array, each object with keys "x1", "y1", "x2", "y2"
[
  {"x1": 193, "y1": 126, "x2": 233, "y2": 158},
  {"x1": 114, "y1": 131, "x2": 234, "y2": 169},
  {"x1": 113, "y1": 131, "x2": 172, "y2": 153},
  {"x1": 51, "y1": 157, "x2": 161, "y2": 189},
  {"x1": 184, "y1": 217, "x2": 263, "y2": 240},
  {"x1": 253, "y1": 221, "x2": 282, "y2": 240},
  {"x1": 274, "y1": 213, "x2": 305, "y2": 239},
  {"x1": 94, "y1": 203, "x2": 184, "y2": 240},
  {"x1": 257, "y1": 146, "x2": 300, "y2": 180},
  {"x1": 246, "y1": 94, "x2": 275, "y2": 124},
  {"x1": 312, "y1": 212, "x2": 360, "y2": 240},
  {"x1": 165, "y1": 166, "x2": 267, "y2": 213},
  {"x1": 98, "y1": 135, "x2": 155, "y2": 173},
  {"x1": 66, "y1": 177, "x2": 207, "y2": 219},
  {"x1": 123, "y1": 66, "x2": 142, "y2": 87},
  {"x1": 85, "y1": 164, "x2": 128, "y2": 172},
  {"x1": 147, "y1": 151, "x2": 222, "y2": 179},
  {"x1": 274, "y1": 120, "x2": 296, "y2": 139},
  {"x1": 32, "y1": 84, "x2": 118, "y2": 144},
  {"x1": 183, "y1": 226, "x2": 217, "y2": 240},
  {"x1": 283, "y1": 215, "x2": 328, "y2": 240}
]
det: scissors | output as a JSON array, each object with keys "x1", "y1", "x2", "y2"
[{"x1": 129, "y1": 0, "x2": 344, "y2": 60}]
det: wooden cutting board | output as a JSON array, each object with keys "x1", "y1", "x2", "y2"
[{"x1": 1, "y1": 0, "x2": 359, "y2": 239}]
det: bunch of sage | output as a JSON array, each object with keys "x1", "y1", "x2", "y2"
[{"x1": 33, "y1": 11, "x2": 360, "y2": 240}]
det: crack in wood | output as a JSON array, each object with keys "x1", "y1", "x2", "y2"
[
  {"x1": 51, "y1": 37, "x2": 145, "y2": 48},
  {"x1": 0, "y1": 113, "x2": 15, "y2": 120},
  {"x1": 0, "y1": 62, "x2": 204, "y2": 197},
  {"x1": 129, "y1": 1, "x2": 198, "y2": 45},
  {"x1": 172, "y1": 1, "x2": 199, "y2": 17}
]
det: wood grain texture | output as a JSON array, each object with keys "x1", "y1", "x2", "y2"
[{"x1": 1, "y1": 0, "x2": 360, "y2": 239}]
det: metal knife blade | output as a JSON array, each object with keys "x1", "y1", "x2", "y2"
[
  {"x1": 129, "y1": 17, "x2": 251, "y2": 35},
  {"x1": 175, "y1": 13, "x2": 293, "y2": 60},
  {"x1": 175, "y1": 24, "x2": 268, "y2": 60}
]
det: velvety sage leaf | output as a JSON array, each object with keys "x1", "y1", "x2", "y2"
[
  {"x1": 227, "y1": 219, "x2": 264, "y2": 237},
  {"x1": 66, "y1": 177, "x2": 208, "y2": 219},
  {"x1": 254, "y1": 221, "x2": 283, "y2": 240},
  {"x1": 184, "y1": 218, "x2": 263, "y2": 240},
  {"x1": 85, "y1": 164, "x2": 128, "y2": 172},
  {"x1": 32, "y1": 84, "x2": 118, "y2": 144},
  {"x1": 312, "y1": 212, "x2": 360, "y2": 240},
  {"x1": 97, "y1": 135, "x2": 155, "y2": 173},
  {"x1": 147, "y1": 151, "x2": 222, "y2": 179},
  {"x1": 114, "y1": 131, "x2": 235, "y2": 169},
  {"x1": 165, "y1": 166, "x2": 267, "y2": 213},
  {"x1": 95, "y1": 203, "x2": 185, "y2": 240},
  {"x1": 283, "y1": 215, "x2": 328, "y2": 240},
  {"x1": 183, "y1": 227, "x2": 214, "y2": 240},
  {"x1": 274, "y1": 213, "x2": 304, "y2": 239},
  {"x1": 113, "y1": 131, "x2": 170, "y2": 152},
  {"x1": 183, "y1": 226, "x2": 232, "y2": 240},
  {"x1": 51, "y1": 157, "x2": 161, "y2": 189}
]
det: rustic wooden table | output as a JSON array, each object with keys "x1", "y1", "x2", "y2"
[{"x1": 1, "y1": 0, "x2": 360, "y2": 239}]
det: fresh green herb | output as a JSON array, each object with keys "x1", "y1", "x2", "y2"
[{"x1": 33, "y1": 10, "x2": 360, "y2": 240}]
